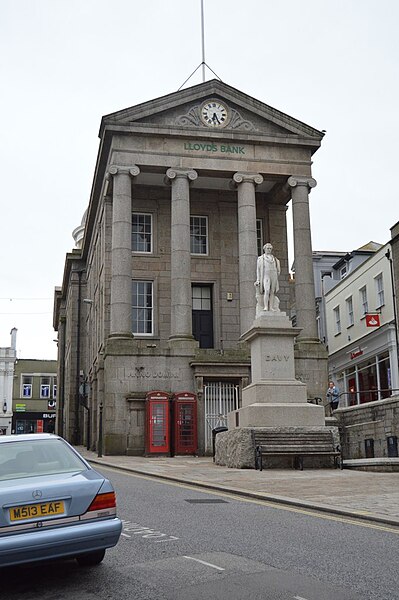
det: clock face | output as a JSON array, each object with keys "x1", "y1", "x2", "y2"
[{"x1": 200, "y1": 100, "x2": 229, "y2": 128}]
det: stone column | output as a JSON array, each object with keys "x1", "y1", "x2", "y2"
[
  {"x1": 109, "y1": 165, "x2": 140, "y2": 338},
  {"x1": 233, "y1": 172, "x2": 263, "y2": 335},
  {"x1": 288, "y1": 176, "x2": 318, "y2": 341},
  {"x1": 166, "y1": 168, "x2": 198, "y2": 348}
]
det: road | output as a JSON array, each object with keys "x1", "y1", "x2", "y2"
[{"x1": 2, "y1": 465, "x2": 398, "y2": 600}]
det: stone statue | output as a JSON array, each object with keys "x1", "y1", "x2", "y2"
[{"x1": 255, "y1": 243, "x2": 281, "y2": 314}]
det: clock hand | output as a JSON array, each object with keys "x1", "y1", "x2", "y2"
[{"x1": 212, "y1": 112, "x2": 220, "y2": 124}]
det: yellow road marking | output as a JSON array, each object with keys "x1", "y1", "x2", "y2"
[{"x1": 96, "y1": 464, "x2": 399, "y2": 535}]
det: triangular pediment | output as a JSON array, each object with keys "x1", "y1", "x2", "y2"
[{"x1": 100, "y1": 79, "x2": 323, "y2": 142}]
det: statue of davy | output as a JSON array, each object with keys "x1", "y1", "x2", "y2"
[{"x1": 255, "y1": 243, "x2": 281, "y2": 315}]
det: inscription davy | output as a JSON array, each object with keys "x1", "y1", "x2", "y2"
[{"x1": 265, "y1": 355, "x2": 290, "y2": 362}]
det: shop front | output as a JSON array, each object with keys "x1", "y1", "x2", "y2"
[
  {"x1": 331, "y1": 325, "x2": 399, "y2": 407},
  {"x1": 13, "y1": 412, "x2": 56, "y2": 435}
]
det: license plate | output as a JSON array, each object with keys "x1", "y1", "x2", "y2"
[{"x1": 9, "y1": 501, "x2": 65, "y2": 522}]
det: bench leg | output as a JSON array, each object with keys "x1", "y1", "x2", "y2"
[
  {"x1": 293, "y1": 456, "x2": 303, "y2": 470},
  {"x1": 255, "y1": 447, "x2": 263, "y2": 471}
]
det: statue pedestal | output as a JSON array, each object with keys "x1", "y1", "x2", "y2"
[{"x1": 227, "y1": 312, "x2": 325, "y2": 429}]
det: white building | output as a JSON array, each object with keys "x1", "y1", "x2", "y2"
[
  {"x1": 325, "y1": 243, "x2": 399, "y2": 407},
  {"x1": 0, "y1": 328, "x2": 17, "y2": 435}
]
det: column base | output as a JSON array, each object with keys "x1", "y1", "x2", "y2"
[
  {"x1": 108, "y1": 332, "x2": 134, "y2": 340},
  {"x1": 168, "y1": 336, "x2": 199, "y2": 352},
  {"x1": 294, "y1": 339, "x2": 328, "y2": 402},
  {"x1": 227, "y1": 402, "x2": 325, "y2": 428}
]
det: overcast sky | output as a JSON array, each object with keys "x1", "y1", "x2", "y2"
[{"x1": 1, "y1": 0, "x2": 398, "y2": 360}]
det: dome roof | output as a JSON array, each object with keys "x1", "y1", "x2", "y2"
[{"x1": 72, "y1": 207, "x2": 88, "y2": 249}]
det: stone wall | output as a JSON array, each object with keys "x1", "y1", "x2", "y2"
[
  {"x1": 214, "y1": 428, "x2": 255, "y2": 468},
  {"x1": 335, "y1": 395, "x2": 399, "y2": 459}
]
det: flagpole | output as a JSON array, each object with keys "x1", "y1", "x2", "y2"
[{"x1": 201, "y1": 0, "x2": 205, "y2": 82}]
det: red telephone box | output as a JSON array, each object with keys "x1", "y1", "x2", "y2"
[
  {"x1": 146, "y1": 391, "x2": 170, "y2": 455},
  {"x1": 172, "y1": 392, "x2": 198, "y2": 455}
]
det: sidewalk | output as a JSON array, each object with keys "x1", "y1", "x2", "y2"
[{"x1": 76, "y1": 447, "x2": 399, "y2": 527}]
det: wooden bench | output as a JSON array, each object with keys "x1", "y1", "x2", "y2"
[{"x1": 253, "y1": 430, "x2": 343, "y2": 471}]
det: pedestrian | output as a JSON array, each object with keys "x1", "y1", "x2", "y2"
[{"x1": 326, "y1": 381, "x2": 339, "y2": 414}]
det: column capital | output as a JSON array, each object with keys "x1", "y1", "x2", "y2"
[
  {"x1": 287, "y1": 175, "x2": 317, "y2": 190},
  {"x1": 233, "y1": 172, "x2": 263, "y2": 186},
  {"x1": 165, "y1": 168, "x2": 198, "y2": 182},
  {"x1": 108, "y1": 165, "x2": 140, "y2": 177}
]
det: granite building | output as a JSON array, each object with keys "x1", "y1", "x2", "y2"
[{"x1": 53, "y1": 80, "x2": 327, "y2": 455}]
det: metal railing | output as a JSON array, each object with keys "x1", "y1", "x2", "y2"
[{"x1": 337, "y1": 388, "x2": 399, "y2": 408}]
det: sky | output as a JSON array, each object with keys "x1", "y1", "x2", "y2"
[{"x1": 0, "y1": 0, "x2": 398, "y2": 360}]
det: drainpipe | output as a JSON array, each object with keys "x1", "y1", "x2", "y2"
[
  {"x1": 74, "y1": 270, "x2": 83, "y2": 445},
  {"x1": 385, "y1": 249, "x2": 399, "y2": 379}
]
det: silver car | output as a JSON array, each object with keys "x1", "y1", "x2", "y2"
[{"x1": 0, "y1": 434, "x2": 122, "y2": 568}]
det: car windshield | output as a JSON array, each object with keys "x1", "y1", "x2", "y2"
[{"x1": 0, "y1": 439, "x2": 88, "y2": 481}]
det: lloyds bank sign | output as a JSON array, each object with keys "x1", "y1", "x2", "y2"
[{"x1": 184, "y1": 141, "x2": 245, "y2": 155}]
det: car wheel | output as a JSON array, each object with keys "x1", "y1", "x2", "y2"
[{"x1": 76, "y1": 549, "x2": 106, "y2": 567}]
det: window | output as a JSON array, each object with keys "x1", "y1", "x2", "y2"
[
  {"x1": 132, "y1": 281, "x2": 153, "y2": 335},
  {"x1": 333, "y1": 306, "x2": 341, "y2": 334},
  {"x1": 346, "y1": 296, "x2": 354, "y2": 327},
  {"x1": 53, "y1": 384, "x2": 57, "y2": 399},
  {"x1": 192, "y1": 286, "x2": 211, "y2": 310},
  {"x1": 40, "y1": 377, "x2": 51, "y2": 398},
  {"x1": 22, "y1": 376, "x2": 32, "y2": 398},
  {"x1": 359, "y1": 286, "x2": 368, "y2": 315},
  {"x1": 132, "y1": 213, "x2": 152, "y2": 253},
  {"x1": 375, "y1": 274, "x2": 384, "y2": 308},
  {"x1": 340, "y1": 265, "x2": 347, "y2": 279},
  {"x1": 190, "y1": 216, "x2": 208, "y2": 255},
  {"x1": 256, "y1": 219, "x2": 263, "y2": 257}
]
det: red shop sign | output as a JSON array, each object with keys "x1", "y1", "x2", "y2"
[{"x1": 366, "y1": 314, "x2": 380, "y2": 327}]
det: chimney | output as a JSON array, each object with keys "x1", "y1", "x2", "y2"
[{"x1": 10, "y1": 327, "x2": 17, "y2": 351}]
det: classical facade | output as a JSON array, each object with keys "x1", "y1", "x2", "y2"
[{"x1": 53, "y1": 80, "x2": 327, "y2": 455}]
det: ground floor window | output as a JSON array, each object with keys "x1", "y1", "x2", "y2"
[
  {"x1": 343, "y1": 351, "x2": 392, "y2": 406},
  {"x1": 14, "y1": 418, "x2": 55, "y2": 434}
]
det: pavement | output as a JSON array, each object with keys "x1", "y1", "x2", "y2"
[{"x1": 76, "y1": 447, "x2": 399, "y2": 527}]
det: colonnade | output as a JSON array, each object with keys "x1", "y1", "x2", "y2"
[{"x1": 108, "y1": 166, "x2": 318, "y2": 344}]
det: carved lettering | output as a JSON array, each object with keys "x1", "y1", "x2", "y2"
[
  {"x1": 220, "y1": 144, "x2": 245, "y2": 154},
  {"x1": 128, "y1": 369, "x2": 179, "y2": 379},
  {"x1": 264, "y1": 355, "x2": 290, "y2": 362},
  {"x1": 183, "y1": 142, "x2": 246, "y2": 155}
]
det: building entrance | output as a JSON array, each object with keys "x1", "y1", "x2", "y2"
[
  {"x1": 192, "y1": 285, "x2": 214, "y2": 348},
  {"x1": 204, "y1": 381, "x2": 239, "y2": 453}
]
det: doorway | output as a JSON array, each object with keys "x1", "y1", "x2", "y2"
[{"x1": 192, "y1": 285, "x2": 214, "y2": 348}]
